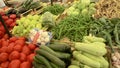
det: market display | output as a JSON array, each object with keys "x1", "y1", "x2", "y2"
[{"x1": 1, "y1": 0, "x2": 120, "y2": 68}]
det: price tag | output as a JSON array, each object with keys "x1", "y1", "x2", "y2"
[{"x1": 0, "y1": 0, "x2": 5, "y2": 8}]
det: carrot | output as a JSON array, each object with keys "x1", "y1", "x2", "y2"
[
  {"x1": 14, "y1": 44, "x2": 22, "y2": 52},
  {"x1": 1, "y1": 61, "x2": 9, "y2": 68},
  {"x1": 28, "y1": 43, "x2": 36, "y2": 50},
  {"x1": 0, "y1": 53, "x2": 8, "y2": 62},
  {"x1": 27, "y1": 54, "x2": 35, "y2": 63},
  {"x1": 6, "y1": 42, "x2": 15, "y2": 53},
  {"x1": 15, "y1": 40, "x2": 25, "y2": 46},
  {"x1": 9, "y1": 51, "x2": 20, "y2": 61},
  {"x1": 20, "y1": 61, "x2": 32, "y2": 68},
  {"x1": 20, "y1": 53, "x2": 27, "y2": 62},
  {"x1": 22, "y1": 46, "x2": 31, "y2": 55},
  {"x1": 8, "y1": 60, "x2": 21, "y2": 68}
]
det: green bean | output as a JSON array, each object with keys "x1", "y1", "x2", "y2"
[{"x1": 114, "y1": 22, "x2": 120, "y2": 45}]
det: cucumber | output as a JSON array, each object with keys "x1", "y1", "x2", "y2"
[
  {"x1": 36, "y1": 49, "x2": 66, "y2": 68},
  {"x1": 40, "y1": 45, "x2": 71, "y2": 59},
  {"x1": 35, "y1": 54, "x2": 52, "y2": 68},
  {"x1": 50, "y1": 62, "x2": 59, "y2": 68},
  {"x1": 33, "y1": 57, "x2": 42, "y2": 64},
  {"x1": 48, "y1": 43, "x2": 71, "y2": 52},
  {"x1": 33, "y1": 61, "x2": 46, "y2": 68}
]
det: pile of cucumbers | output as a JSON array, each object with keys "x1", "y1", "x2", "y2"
[{"x1": 33, "y1": 42, "x2": 72, "y2": 68}]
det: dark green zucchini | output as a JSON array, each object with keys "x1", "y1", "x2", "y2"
[
  {"x1": 40, "y1": 45, "x2": 71, "y2": 59},
  {"x1": 33, "y1": 61, "x2": 46, "y2": 68},
  {"x1": 48, "y1": 43, "x2": 71, "y2": 52},
  {"x1": 35, "y1": 54, "x2": 52, "y2": 68},
  {"x1": 36, "y1": 49, "x2": 66, "y2": 68}
]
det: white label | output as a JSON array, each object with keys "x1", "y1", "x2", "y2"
[{"x1": 0, "y1": 0, "x2": 5, "y2": 8}]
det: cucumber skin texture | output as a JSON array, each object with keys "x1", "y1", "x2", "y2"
[
  {"x1": 50, "y1": 62, "x2": 59, "y2": 68},
  {"x1": 75, "y1": 43, "x2": 107, "y2": 56},
  {"x1": 36, "y1": 49, "x2": 66, "y2": 68},
  {"x1": 68, "y1": 65, "x2": 80, "y2": 68},
  {"x1": 83, "y1": 52, "x2": 109, "y2": 68},
  {"x1": 33, "y1": 61, "x2": 46, "y2": 68},
  {"x1": 35, "y1": 55, "x2": 52, "y2": 68},
  {"x1": 48, "y1": 43, "x2": 71, "y2": 52},
  {"x1": 40, "y1": 45, "x2": 71, "y2": 59},
  {"x1": 34, "y1": 57, "x2": 42, "y2": 64},
  {"x1": 73, "y1": 51, "x2": 100, "y2": 68}
]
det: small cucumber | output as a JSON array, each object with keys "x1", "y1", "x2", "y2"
[
  {"x1": 48, "y1": 43, "x2": 71, "y2": 52},
  {"x1": 50, "y1": 62, "x2": 59, "y2": 68},
  {"x1": 36, "y1": 49, "x2": 66, "y2": 68},
  {"x1": 33, "y1": 57, "x2": 42, "y2": 64},
  {"x1": 40, "y1": 45, "x2": 71, "y2": 59},
  {"x1": 33, "y1": 61, "x2": 46, "y2": 68},
  {"x1": 35, "y1": 54, "x2": 52, "y2": 68}
]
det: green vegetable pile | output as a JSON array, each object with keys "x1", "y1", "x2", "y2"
[
  {"x1": 90, "y1": 18, "x2": 120, "y2": 47},
  {"x1": 33, "y1": 42, "x2": 71, "y2": 68},
  {"x1": 43, "y1": 4, "x2": 65, "y2": 15},
  {"x1": 51, "y1": 1, "x2": 96, "y2": 42}
]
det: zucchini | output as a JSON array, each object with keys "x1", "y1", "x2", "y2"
[
  {"x1": 83, "y1": 52, "x2": 109, "y2": 68},
  {"x1": 75, "y1": 43, "x2": 107, "y2": 56},
  {"x1": 73, "y1": 51, "x2": 100, "y2": 68},
  {"x1": 36, "y1": 49, "x2": 66, "y2": 68},
  {"x1": 35, "y1": 54, "x2": 52, "y2": 68},
  {"x1": 40, "y1": 45, "x2": 71, "y2": 59},
  {"x1": 68, "y1": 65, "x2": 80, "y2": 68},
  {"x1": 48, "y1": 43, "x2": 71, "y2": 52}
]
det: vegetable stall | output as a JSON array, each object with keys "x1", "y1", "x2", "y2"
[{"x1": 0, "y1": 0, "x2": 120, "y2": 68}]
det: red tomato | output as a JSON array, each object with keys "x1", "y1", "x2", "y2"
[
  {"x1": 3, "y1": 34, "x2": 9, "y2": 40},
  {"x1": 0, "y1": 40, "x2": 2, "y2": 48},
  {"x1": 28, "y1": 43, "x2": 36, "y2": 50},
  {"x1": 0, "y1": 26, "x2": 5, "y2": 32},
  {"x1": 18, "y1": 37, "x2": 26, "y2": 41},
  {"x1": 0, "y1": 53, "x2": 8, "y2": 62},
  {"x1": 14, "y1": 44, "x2": 22, "y2": 52},
  {"x1": 5, "y1": 19, "x2": 14, "y2": 26},
  {"x1": 9, "y1": 51, "x2": 20, "y2": 61},
  {"x1": 6, "y1": 42, "x2": 15, "y2": 53},
  {"x1": 22, "y1": 46, "x2": 31, "y2": 56},
  {"x1": 10, "y1": 22, "x2": 16, "y2": 27},
  {"x1": 0, "y1": 31, "x2": 4, "y2": 38},
  {"x1": 0, "y1": 46, "x2": 7, "y2": 53},
  {"x1": 9, "y1": 14, "x2": 16, "y2": 19},
  {"x1": 20, "y1": 61, "x2": 32, "y2": 68},
  {"x1": 2, "y1": 41, "x2": 9, "y2": 47},
  {"x1": 2, "y1": 16, "x2": 8, "y2": 20},
  {"x1": 0, "y1": 61, "x2": 9, "y2": 68},
  {"x1": 0, "y1": 12, "x2": 5, "y2": 16},
  {"x1": 8, "y1": 60, "x2": 21, "y2": 68},
  {"x1": 20, "y1": 53, "x2": 27, "y2": 62},
  {"x1": 15, "y1": 40, "x2": 25, "y2": 46},
  {"x1": 27, "y1": 54, "x2": 35, "y2": 62},
  {"x1": 9, "y1": 37, "x2": 18, "y2": 42}
]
